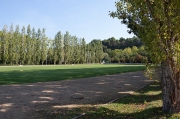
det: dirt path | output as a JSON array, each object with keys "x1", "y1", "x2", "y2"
[{"x1": 0, "y1": 71, "x2": 152, "y2": 119}]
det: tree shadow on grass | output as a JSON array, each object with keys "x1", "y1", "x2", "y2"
[
  {"x1": 77, "y1": 82, "x2": 174, "y2": 119},
  {"x1": 80, "y1": 107, "x2": 172, "y2": 119},
  {"x1": 116, "y1": 81, "x2": 162, "y2": 105},
  {"x1": 35, "y1": 81, "x2": 167, "y2": 119},
  {"x1": 36, "y1": 93, "x2": 168, "y2": 119}
]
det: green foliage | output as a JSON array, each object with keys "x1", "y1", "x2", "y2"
[
  {"x1": 110, "y1": 0, "x2": 180, "y2": 113},
  {"x1": 53, "y1": 31, "x2": 63, "y2": 64},
  {"x1": 105, "y1": 46, "x2": 147, "y2": 63},
  {"x1": 0, "y1": 24, "x2": 146, "y2": 65},
  {"x1": 109, "y1": 0, "x2": 180, "y2": 65},
  {"x1": 90, "y1": 39, "x2": 104, "y2": 63},
  {"x1": 102, "y1": 36, "x2": 143, "y2": 50}
]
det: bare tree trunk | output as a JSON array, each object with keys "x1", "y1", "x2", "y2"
[{"x1": 161, "y1": 62, "x2": 180, "y2": 113}]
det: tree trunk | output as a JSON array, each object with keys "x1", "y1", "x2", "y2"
[{"x1": 161, "y1": 62, "x2": 180, "y2": 113}]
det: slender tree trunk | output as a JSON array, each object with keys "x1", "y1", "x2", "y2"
[{"x1": 161, "y1": 61, "x2": 180, "y2": 113}]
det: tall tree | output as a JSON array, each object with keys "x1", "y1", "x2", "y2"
[
  {"x1": 69, "y1": 36, "x2": 75, "y2": 64},
  {"x1": 75, "y1": 37, "x2": 81, "y2": 64},
  {"x1": 31, "y1": 28, "x2": 36, "y2": 65},
  {"x1": 86, "y1": 44, "x2": 91, "y2": 63},
  {"x1": 26, "y1": 25, "x2": 32, "y2": 65},
  {"x1": 35, "y1": 28, "x2": 41, "y2": 64},
  {"x1": 110, "y1": 0, "x2": 180, "y2": 113},
  {"x1": 2, "y1": 25, "x2": 9, "y2": 65},
  {"x1": 0, "y1": 31, "x2": 2, "y2": 61},
  {"x1": 71, "y1": 36, "x2": 77, "y2": 64},
  {"x1": 95, "y1": 40, "x2": 104, "y2": 63},
  {"x1": 54, "y1": 31, "x2": 63, "y2": 64},
  {"x1": 14, "y1": 25, "x2": 20, "y2": 65},
  {"x1": 89, "y1": 42, "x2": 95, "y2": 63},
  {"x1": 8, "y1": 24, "x2": 15, "y2": 65},
  {"x1": 47, "y1": 40, "x2": 54, "y2": 64},
  {"x1": 40, "y1": 28, "x2": 47, "y2": 65},
  {"x1": 52, "y1": 40, "x2": 58, "y2": 65},
  {"x1": 20, "y1": 26, "x2": 26, "y2": 65},
  {"x1": 81, "y1": 38, "x2": 86, "y2": 63},
  {"x1": 64, "y1": 31, "x2": 70, "y2": 64}
]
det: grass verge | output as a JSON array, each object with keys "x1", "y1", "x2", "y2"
[
  {"x1": 0, "y1": 64, "x2": 145, "y2": 85},
  {"x1": 37, "y1": 81, "x2": 180, "y2": 119}
]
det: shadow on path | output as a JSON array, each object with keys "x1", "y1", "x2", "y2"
[{"x1": 0, "y1": 71, "x2": 152, "y2": 119}]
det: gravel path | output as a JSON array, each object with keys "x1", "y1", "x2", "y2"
[{"x1": 0, "y1": 71, "x2": 152, "y2": 119}]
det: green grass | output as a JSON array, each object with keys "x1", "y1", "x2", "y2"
[
  {"x1": 79, "y1": 81, "x2": 180, "y2": 119},
  {"x1": 0, "y1": 64, "x2": 145, "y2": 85},
  {"x1": 39, "y1": 81, "x2": 180, "y2": 119}
]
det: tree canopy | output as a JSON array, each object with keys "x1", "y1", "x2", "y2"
[
  {"x1": 110, "y1": 0, "x2": 180, "y2": 113},
  {"x1": 0, "y1": 25, "x2": 105, "y2": 65}
]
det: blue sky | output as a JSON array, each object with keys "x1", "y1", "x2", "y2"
[{"x1": 0, "y1": 0, "x2": 134, "y2": 43}]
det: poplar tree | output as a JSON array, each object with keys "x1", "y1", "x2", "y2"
[
  {"x1": 26, "y1": 25, "x2": 32, "y2": 64},
  {"x1": 95, "y1": 40, "x2": 104, "y2": 63},
  {"x1": 31, "y1": 28, "x2": 38, "y2": 65},
  {"x1": 52, "y1": 39, "x2": 58, "y2": 65},
  {"x1": 20, "y1": 26, "x2": 26, "y2": 65},
  {"x1": 69, "y1": 36, "x2": 74, "y2": 64},
  {"x1": 74, "y1": 37, "x2": 80, "y2": 64},
  {"x1": 14, "y1": 25, "x2": 20, "y2": 65},
  {"x1": 47, "y1": 40, "x2": 53, "y2": 64},
  {"x1": 81, "y1": 38, "x2": 86, "y2": 63},
  {"x1": 2, "y1": 25, "x2": 9, "y2": 65},
  {"x1": 0, "y1": 31, "x2": 2, "y2": 61},
  {"x1": 35, "y1": 28, "x2": 41, "y2": 64},
  {"x1": 0, "y1": 24, "x2": 92, "y2": 65},
  {"x1": 64, "y1": 31, "x2": 70, "y2": 64},
  {"x1": 86, "y1": 44, "x2": 91, "y2": 63},
  {"x1": 70, "y1": 36, "x2": 76, "y2": 64},
  {"x1": 89, "y1": 42, "x2": 95, "y2": 63},
  {"x1": 8, "y1": 24, "x2": 15, "y2": 65},
  {"x1": 54, "y1": 31, "x2": 63, "y2": 64},
  {"x1": 41, "y1": 28, "x2": 47, "y2": 65}
]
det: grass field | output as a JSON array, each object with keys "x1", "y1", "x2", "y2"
[{"x1": 0, "y1": 64, "x2": 145, "y2": 85}]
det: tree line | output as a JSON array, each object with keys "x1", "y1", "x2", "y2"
[
  {"x1": 0, "y1": 24, "x2": 148, "y2": 65},
  {"x1": 101, "y1": 36, "x2": 148, "y2": 63},
  {"x1": 103, "y1": 46, "x2": 148, "y2": 63},
  {"x1": 0, "y1": 24, "x2": 103, "y2": 65},
  {"x1": 102, "y1": 36, "x2": 143, "y2": 50}
]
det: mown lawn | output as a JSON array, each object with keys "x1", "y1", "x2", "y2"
[
  {"x1": 40, "y1": 81, "x2": 180, "y2": 119},
  {"x1": 0, "y1": 64, "x2": 145, "y2": 85}
]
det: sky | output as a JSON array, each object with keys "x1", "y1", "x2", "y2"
[{"x1": 0, "y1": 0, "x2": 134, "y2": 43}]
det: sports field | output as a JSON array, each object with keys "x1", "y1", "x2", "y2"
[{"x1": 0, "y1": 64, "x2": 145, "y2": 85}]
